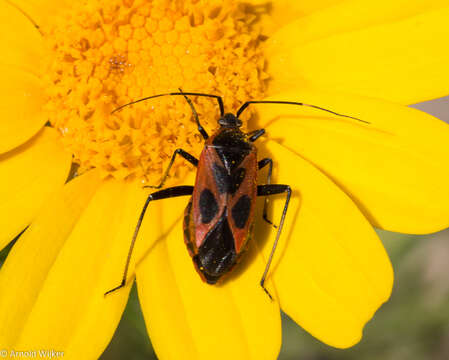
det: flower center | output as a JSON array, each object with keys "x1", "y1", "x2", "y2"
[{"x1": 42, "y1": 0, "x2": 267, "y2": 183}]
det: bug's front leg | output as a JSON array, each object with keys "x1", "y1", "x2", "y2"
[
  {"x1": 256, "y1": 184, "x2": 292, "y2": 300},
  {"x1": 178, "y1": 88, "x2": 209, "y2": 140},
  {"x1": 145, "y1": 149, "x2": 198, "y2": 190},
  {"x1": 247, "y1": 128, "x2": 265, "y2": 142},
  {"x1": 104, "y1": 185, "x2": 194, "y2": 296}
]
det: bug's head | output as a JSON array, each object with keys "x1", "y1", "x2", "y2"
[{"x1": 218, "y1": 113, "x2": 243, "y2": 128}]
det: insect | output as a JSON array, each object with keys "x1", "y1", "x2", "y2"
[{"x1": 104, "y1": 90, "x2": 368, "y2": 298}]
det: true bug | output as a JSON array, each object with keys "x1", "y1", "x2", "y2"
[{"x1": 105, "y1": 90, "x2": 368, "y2": 298}]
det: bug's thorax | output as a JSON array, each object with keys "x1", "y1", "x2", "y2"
[{"x1": 204, "y1": 126, "x2": 255, "y2": 172}]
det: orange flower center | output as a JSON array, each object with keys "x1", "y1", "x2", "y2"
[{"x1": 42, "y1": 0, "x2": 268, "y2": 183}]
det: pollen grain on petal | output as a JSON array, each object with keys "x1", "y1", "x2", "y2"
[{"x1": 42, "y1": 0, "x2": 268, "y2": 183}]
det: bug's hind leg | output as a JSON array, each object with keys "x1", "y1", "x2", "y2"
[
  {"x1": 145, "y1": 149, "x2": 198, "y2": 190},
  {"x1": 104, "y1": 186, "x2": 194, "y2": 296},
  {"x1": 258, "y1": 158, "x2": 277, "y2": 228},
  {"x1": 256, "y1": 184, "x2": 292, "y2": 300}
]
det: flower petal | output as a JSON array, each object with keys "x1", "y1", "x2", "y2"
[
  {"x1": 7, "y1": 0, "x2": 70, "y2": 29},
  {"x1": 0, "y1": 0, "x2": 44, "y2": 75},
  {"x1": 0, "y1": 127, "x2": 71, "y2": 251},
  {"x1": 253, "y1": 88, "x2": 449, "y2": 234},
  {"x1": 0, "y1": 171, "x2": 100, "y2": 347},
  {"x1": 246, "y1": 0, "x2": 345, "y2": 36},
  {"x1": 256, "y1": 140, "x2": 393, "y2": 348},
  {"x1": 0, "y1": 69, "x2": 49, "y2": 153},
  {"x1": 266, "y1": 2, "x2": 449, "y2": 104},
  {"x1": 136, "y1": 194, "x2": 281, "y2": 360},
  {"x1": 0, "y1": 174, "x2": 150, "y2": 360}
]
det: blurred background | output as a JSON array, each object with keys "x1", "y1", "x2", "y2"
[{"x1": 1, "y1": 97, "x2": 448, "y2": 360}]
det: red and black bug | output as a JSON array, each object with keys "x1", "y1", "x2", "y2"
[{"x1": 105, "y1": 90, "x2": 368, "y2": 298}]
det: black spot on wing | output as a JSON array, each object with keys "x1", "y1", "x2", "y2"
[
  {"x1": 199, "y1": 189, "x2": 218, "y2": 224},
  {"x1": 232, "y1": 195, "x2": 251, "y2": 229},
  {"x1": 194, "y1": 215, "x2": 236, "y2": 283}
]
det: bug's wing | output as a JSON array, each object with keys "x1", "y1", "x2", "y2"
[
  {"x1": 227, "y1": 151, "x2": 258, "y2": 253},
  {"x1": 191, "y1": 147, "x2": 227, "y2": 249}
]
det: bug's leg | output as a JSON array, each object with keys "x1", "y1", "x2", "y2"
[
  {"x1": 247, "y1": 128, "x2": 265, "y2": 142},
  {"x1": 236, "y1": 101, "x2": 369, "y2": 124},
  {"x1": 178, "y1": 88, "x2": 208, "y2": 139},
  {"x1": 112, "y1": 92, "x2": 225, "y2": 117},
  {"x1": 144, "y1": 148, "x2": 198, "y2": 190},
  {"x1": 104, "y1": 186, "x2": 194, "y2": 296},
  {"x1": 258, "y1": 158, "x2": 276, "y2": 228},
  {"x1": 256, "y1": 184, "x2": 292, "y2": 300}
]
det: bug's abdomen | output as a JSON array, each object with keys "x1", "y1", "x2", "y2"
[
  {"x1": 193, "y1": 214, "x2": 237, "y2": 284},
  {"x1": 184, "y1": 200, "x2": 237, "y2": 283}
]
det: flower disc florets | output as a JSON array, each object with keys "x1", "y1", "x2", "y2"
[{"x1": 43, "y1": 0, "x2": 268, "y2": 182}]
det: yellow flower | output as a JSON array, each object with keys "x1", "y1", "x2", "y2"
[{"x1": 1, "y1": 0, "x2": 449, "y2": 359}]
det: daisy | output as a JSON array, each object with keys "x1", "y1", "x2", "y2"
[{"x1": 1, "y1": 0, "x2": 449, "y2": 359}]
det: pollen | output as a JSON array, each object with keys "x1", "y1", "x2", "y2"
[{"x1": 42, "y1": 0, "x2": 268, "y2": 183}]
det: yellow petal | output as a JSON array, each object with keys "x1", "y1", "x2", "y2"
[
  {"x1": 256, "y1": 140, "x2": 393, "y2": 348},
  {"x1": 0, "y1": 69, "x2": 48, "y2": 153},
  {"x1": 266, "y1": 2, "x2": 449, "y2": 104},
  {"x1": 0, "y1": 127, "x2": 71, "y2": 251},
  {"x1": 136, "y1": 193, "x2": 281, "y2": 360},
  {"x1": 7, "y1": 0, "x2": 69, "y2": 29},
  {"x1": 0, "y1": 171, "x2": 100, "y2": 347},
  {"x1": 246, "y1": 0, "x2": 345, "y2": 36},
  {"x1": 0, "y1": 174, "x2": 150, "y2": 360},
  {"x1": 253, "y1": 88, "x2": 449, "y2": 234},
  {"x1": 247, "y1": 0, "x2": 344, "y2": 15},
  {"x1": 0, "y1": 1, "x2": 44, "y2": 75}
]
